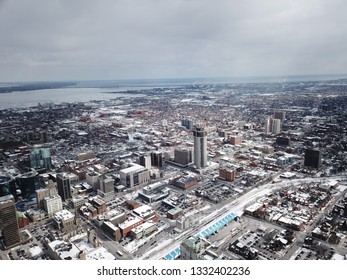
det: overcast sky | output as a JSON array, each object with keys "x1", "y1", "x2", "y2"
[{"x1": 0, "y1": 0, "x2": 346, "y2": 82}]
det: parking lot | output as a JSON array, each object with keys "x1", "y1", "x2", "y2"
[{"x1": 5, "y1": 221, "x2": 55, "y2": 260}]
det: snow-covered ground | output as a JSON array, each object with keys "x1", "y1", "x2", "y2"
[{"x1": 123, "y1": 224, "x2": 169, "y2": 254}]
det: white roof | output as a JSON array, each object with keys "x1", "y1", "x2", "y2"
[
  {"x1": 53, "y1": 209, "x2": 74, "y2": 221},
  {"x1": 131, "y1": 222, "x2": 156, "y2": 234},
  {"x1": 133, "y1": 205, "x2": 153, "y2": 217},
  {"x1": 48, "y1": 240, "x2": 80, "y2": 260},
  {"x1": 118, "y1": 216, "x2": 143, "y2": 229},
  {"x1": 29, "y1": 246, "x2": 43, "y2": 258},
  {"x1": 120, "y1": 163, "x2": 146, "y2": 174},
  {"x1": 86, "y1": 247, "x2": 115, "y2": 260}
]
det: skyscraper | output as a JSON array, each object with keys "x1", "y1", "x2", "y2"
[
  {"x1": 272, "y1": 119, "x2": 281, "y2": 134},
  {"x1": 56, "y1": 173, "x2": 72, "y2": 201},
  {"x1": 0, "y1": 173, "x2": 17, "y2": 200},
  {"x1": 273, "y1": 111, "x2": 286, "y2": 121},
  {"x1": 30, "y1": 148, "x2": 52, "y2": 170},
  {"x1": 139, "y1": 154, "x2": 152, "y2": 170},
  {"x1": 304, "y1": 149, "x2": 322, "y2": 169},
  {"x1": 151, "y1": 152, "x2": 163, "y2": 168},
  {"x1": 264, "y1": 116, "x2": 272, "y2": 134},
  {"x1": 265, "y1": 116, "x2": 281, "y2": 135},
  {"x1": 17, "y1": 171, "x2": 40, "y2": 199},
  {"x1": 0, "y1": 195, "x2": 20, "y2": 248},
  {"x1": 181, "y1": 119, "x2": 193, "y2": 130},
  {"x1": 193, "y1": 123, "x2": 207, "y2": 169}
]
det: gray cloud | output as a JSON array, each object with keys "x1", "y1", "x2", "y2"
[{"x1": 0, "y1": 0, "x2": 346, "y2": 81}]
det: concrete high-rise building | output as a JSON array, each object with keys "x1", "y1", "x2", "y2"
[
  {"x1": 97, "y1": 175, "x2": 115, "y2": 202},
  {"x1": 264, "y1": 116, "x2": 272, "y2": 134},
  {"x1": 138, "y1": 154, "x2": 152, "y2": 170},
  {"x1": 304, "y1": 149, "x2": 322, "y2": 169},
  {"x1": 193, "y1": 123, "x2": 207, "y2": 169},
  {"x1": 56, "y1": 173, "x2": 72, "y2": 201},
  {"x1": 265, "y1": 116, "x2": 281, "y2": 135},
  {"x1": 272, "y1": 119, "x2": 281, "y2": 135},
  {"x1": 274, "y1": 111, "x2": 286, "y2": 121},
  {"x1": 174, "y1": 149, "x2": 192, "y2": 167},
  {"x1": 43, "y1": 195, "x2": 63, "y2": 218},
  {"x1": 86, "y1": 171, "x2": 101, "y2": 190},
  {"x1": 30, "y1": 148, "x2": 52, "y2": 170},
  {"x1": 36, "y1": 179, "x2": 57, "y2": 209},
  {"x1": 151, "y1": 152, "x2": 163, "y2": 168},
  {"x1": 0, "y1": 195, "x2": 20, "y2": 248},
  {"x1": 98, "y1": 175, "x2": 114, "y2": 193}
]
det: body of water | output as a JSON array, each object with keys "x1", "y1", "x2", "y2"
[
  {"x1": 0, "y1": 87, "x2": 147, "y2": 110},
  {"x1": 1, "y1": 74, "x2": 347, "y2": 110}
]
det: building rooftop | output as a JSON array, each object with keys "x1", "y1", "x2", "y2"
[
  {"x1": 120, "y1": 163, "x2": 146, "y2": 174},
  {"x1": 133, "y1": 205, "x2": 155, "y2": 218},
  {"x1": 131, "y1": 221, "x2": 156, "y2": 234},
  {"x1": 53, "y1": 209, "x2": 74, "y2": 221},
  {"x1": 118, "y1": 216, "x2": 143, "y2": 229}
]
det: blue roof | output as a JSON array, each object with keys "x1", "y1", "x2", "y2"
[
  {"x1": 164, "y1": 247, "x2": 180, "y2": 260},
  {"x1": 164, "y1": 212, "x2": 236, "y2": 260},
  {"x1": 195, "y1": 212, "x2": 235, "y2": 238}
]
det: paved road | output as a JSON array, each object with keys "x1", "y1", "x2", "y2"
[
  {"x1": 145, "y1": 176, "x2": 345, "y2": 260},
  {"x1": 281, "y1": 186, "x2": 347, "y2": 259}
]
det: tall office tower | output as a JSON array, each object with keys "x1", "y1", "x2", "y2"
[
  {"x1": 30, "y1": 148, "x2": 52, "y2": 170},
  {"x1": 151, "y1": 151, "x2": 163, "y2": 168},
  {"x1": 264, "y1": 116, "x2": 272, "y2": 134},
  {"x1": 0, "y1": 173, "x2": 17, "y2": 200},
  {"x1": 304, "y1": 149, "x2": 322, "y2": 169},
  {"x1": 265, "y1": 116, "x2": 281, "y2": 134},
  {"x1": 56, "y1": 173, "x2": 72, "y2": 201},
  {"x1": 193, "y1": 123, "x2": 207, "y2": 169},
  {"x1": 174, "y1": 149, "x2": 193, "y2": 167},
  {"x1": 17, "y1": 171, "x2": 40, "y2": 199},
  {"x1": 273, "y1": 111, "x2": 286, "y2": 121},
  {"x1": 36, "y1": 181, "x2": 57, "y2": 210},
  {"x1": 272, "y1": 119, "x2": 281, "y2": 134},
  {"x1": 139, "y1": 154, "x2": 152, "y2": 170},
  {"x1": 0, "y1": 195, "x2": 20, "y2": 248},
  {"x1": 98, "y1": 175, "x2": 115, "y2": 193},
  {"x1": 181, "y1": 119, "x2": 193, "y2": 130}
]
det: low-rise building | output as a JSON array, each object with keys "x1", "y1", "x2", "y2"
[
  {"x1": 180, "y1": 236, "x2": 208, "y2": 260},
  {"x1": 130, "y1": 222, "x2": 157, "y2": 239},
  {"x1": 167, "y1": 207, "x2": 183, "y2": 220},
  {"x1": 133, "y1": 205, "x2": 158, "y2": 222},
  {"x1": 118, "y1": 216, "x2": 144, "y2": 237},
  {"x1": 53, "y1": 209, "x2": 75, "y2": 232}
]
